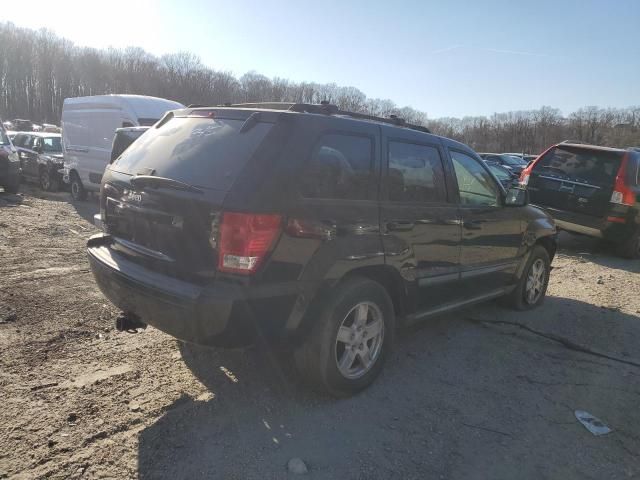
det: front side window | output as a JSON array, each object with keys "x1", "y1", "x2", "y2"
[
  {"x1": 387, "y1": 141, "x2": 446, "y2": 202},
  {"x1": 300, "y1": 133, "x2": 374, "y2": 200},
  {"x1": 450, "y1": 150, "x2": 500, "y2": 206}
]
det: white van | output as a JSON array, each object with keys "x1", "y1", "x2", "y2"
[{"x1": 61, "y1": 94, "x2": 184, "y2": 200}]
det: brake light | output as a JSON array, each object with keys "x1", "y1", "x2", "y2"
[
  {"x1": 188, "y1": 110, "x2": 215, "y2": 118},
  {"x1": 218, "y1": 212, "x2": 282, "y2": 275},
  {"x1": 610, "y1": 153, "x2": 636, "y2": 206}
]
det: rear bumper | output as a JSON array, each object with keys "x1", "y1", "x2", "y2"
[
  {"x1": 535, "y1": 205, "x2": 638, "y2": 243},
  {"x1": 87, "y1": 234, "x2": 298, "y2": 346}
]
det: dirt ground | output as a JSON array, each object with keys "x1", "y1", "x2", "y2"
[{"x1": 1, "y1": 185, "x2": 639, "y2": 480}]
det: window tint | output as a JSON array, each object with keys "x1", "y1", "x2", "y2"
[
  {"x1": 387, "y1": 141, "x2": 446, "y2": 202},
  {"x1": 300, "y1": 133, "x2": 374, "y2": 200},
  {"x1": 450, "y1": 150, "x2": 500, "y2": 206},
  {"x1": 533, "y1": 146, "x2": 622, "y2": 186},
  {"x1": 113, "y1": 117, "x2": 272, "y2": 191}
]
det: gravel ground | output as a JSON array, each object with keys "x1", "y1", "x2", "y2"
[{"x1": 1, "y1": 186, "x2": 639, "y2": 479}]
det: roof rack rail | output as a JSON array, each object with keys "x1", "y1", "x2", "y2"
[
  {"x1": 214, "y1": 102, "x2": 431, "y2": 134},
  {"x1": 560, "y1": 139, "x2": 591, "y2": 145}
]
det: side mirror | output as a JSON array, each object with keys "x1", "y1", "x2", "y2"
[
  {"x1": 505, "y1": 187, "x2": 528, "y2": 207},
  {"x1": 33, "y1": 145, "x2": 42, "y2": 154}
]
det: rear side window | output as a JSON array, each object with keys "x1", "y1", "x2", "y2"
[
  {"x1": 533, "y1": 146, "x2": 623, "y2": 186},
  {"x1": 300, "y1": 133, "x2": 374, "y2": 200},
  {"x1": 112, "y1": 117, "x2": 273, "y2": 191},
  {"x1": 387, "y1": 141, "x2": 447, "y2": 202},
  {"x1": 111, "y1": 131, "x2": 146, "y2": 162}
]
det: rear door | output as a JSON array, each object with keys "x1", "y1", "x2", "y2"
[
  {"x1": 528, "y1": 145, "x2": 623, "y2": 219},
  {"x1": 380, "y1": 130, "x2": 461, "y2": 310}
]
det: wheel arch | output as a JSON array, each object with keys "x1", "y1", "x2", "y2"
[{"x1": 289, "y1": 264, "x2": 408, "y2": 341}]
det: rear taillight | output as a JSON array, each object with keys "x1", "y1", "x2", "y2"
[
  {"x1": 610, "y1": 154, "x2": 636, "y2": 206},
  {"x1": 218, "y1": 212, "x2": 282, "y2": 275}
]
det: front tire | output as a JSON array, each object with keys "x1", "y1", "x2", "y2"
[
  {"x1": 70, "y1": 172, "x2": 87, "y2": 201},
  {"x1": 39, "y1": 168, "x2": 59, "y2": 192},
  {"x1": 3, "y1": 176, "x2": 20, "y2": 194},
  {"x1": 294, "y1": 277, "x2": 395, "y2": 397},
  {"x1": 505, "y1": 245, "x2": 551, "y2": 311}
]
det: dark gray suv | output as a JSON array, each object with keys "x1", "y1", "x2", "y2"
[{"x1": 88, "y1": 103, "x2": 558, "y2": 396}]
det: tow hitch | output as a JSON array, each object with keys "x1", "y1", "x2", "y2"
[{"x1": 115, "y1": 312, "x2": 147, "y2": 333}]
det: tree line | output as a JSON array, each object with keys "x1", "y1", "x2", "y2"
[{"x1": 1, "y1": 22, "x2": 638, "y2": 154}]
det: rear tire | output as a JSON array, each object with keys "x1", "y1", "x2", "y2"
[
  {"x1": 617, "y1": 230, "x2": 640, "y2": 259},
  {"x1": 505, "y1": 245, "x2": 551, "y2": 311},
  {"x1": 70, "y1": 172, "x2": 87, "y2": 201},
  {"x1": 294, "y1": 277, "x2": 395, "y2": 397}
]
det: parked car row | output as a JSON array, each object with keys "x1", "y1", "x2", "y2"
[
  {"x1": 5, "y1": 97, "x2": 638, "y2": 396},
  {"x1": 0, "y1": 95, "x2": 183, "y2": 196}
]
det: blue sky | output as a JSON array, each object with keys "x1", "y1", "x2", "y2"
[{"x1": 5, "y1": 0, "x2": 639, "y2": 118}]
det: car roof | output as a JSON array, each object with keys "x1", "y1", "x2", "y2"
[
  {"x1": 187, "y1": 102, "x2": 433, "y2": 136},
  {"x1": 556, "y1": 141, "x2": 627, "y2": 153}
]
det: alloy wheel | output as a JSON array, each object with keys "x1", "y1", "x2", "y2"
[
  {"x1": 334, "y1": 301, "x2": 384, "y2": 380},
  {"x1": 525, "y1": 258, "x2": 546, "y2": 304}
]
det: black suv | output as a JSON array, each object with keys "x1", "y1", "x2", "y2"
[
  {"x1": 521, "y1": 141, "x2": 640, "y2": 258},
  {"x1": 88, "y1": 104, "x2": 557, "y2": 396}
]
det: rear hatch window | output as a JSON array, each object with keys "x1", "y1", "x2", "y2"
[
  {"x1": 529, "y1": 145, "x2": 624, "y2": 218},
  {"x1": 111, "y1": 116, "x2": 273, "y2": 191},
  {"x1": 533, "y1": 146, "x2": 622, "y2": 186}
]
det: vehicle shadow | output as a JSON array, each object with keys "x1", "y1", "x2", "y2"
[
  {"x1": 137, "y1": 296, "x2": 640, "y2": 479},
  {"x1": 0, "y1": 190, "x2": 24, "y2": 207},
  {"x1": 556, "y1": 231, "x2": 640, "y2": 273}
]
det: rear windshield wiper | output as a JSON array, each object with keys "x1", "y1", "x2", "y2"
[
  {"x1": 239, "y1": 112, "x2": 262, "y2": 133},
  {"x1": 130, "y1": 175, "x2": 204, "y2": 194}
]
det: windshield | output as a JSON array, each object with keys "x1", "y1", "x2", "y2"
[
  {"x1": 42, "y1": 136, "x2": 62, "y2": 153},
  {"x1": 0, "y1": 129, "x2": 9, "y2": 146},
  {"x1": 112, "y1": 116, "x2": 273, "y2": 190}
]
